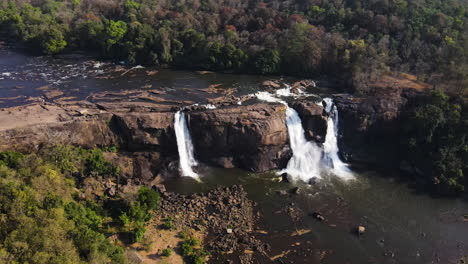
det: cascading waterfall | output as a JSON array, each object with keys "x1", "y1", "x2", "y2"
[
  {"x1": 174, "y1": 111, "x2": 198, "y2": 178},
  {"x1": 256, "y1": 89, "x2": 353, "y2": 181},
  {"x1": 279, "y1": 107, "x2": 323, "y2": 181},
  {"x1": 256, "y1": 91, "x2": 323, "y2": 181},
  {"x1": 323, "y1": 98, "x2": 353, "y2": 180}
]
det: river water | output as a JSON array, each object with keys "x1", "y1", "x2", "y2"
[{"x1": 1, "y1": 45, "x2": 467, "y2": 263}]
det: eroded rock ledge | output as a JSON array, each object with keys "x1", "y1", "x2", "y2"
[{"x1": 0, "y1": 95, "x2": 328, "y2": 183}]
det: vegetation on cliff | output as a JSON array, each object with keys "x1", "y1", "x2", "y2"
[
  {"x1": 400, "y1": 91, "x2": 468, "y2": 195},
  {"x1": 0, "y1": 0, "x2": 466, "y2": 92},
  {"x1": 0, "y1": 146, "x2": 161, "y2": 263}
]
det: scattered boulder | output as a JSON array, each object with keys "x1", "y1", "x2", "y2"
[
  {"x1": 290, "y1": 187, "x2": 300, "y2": 194},
  {"x1": 311, "y1": 212, "x2": 326, "y2": 221},
  {"x1": 357, "y1": 225, "x2": 366, "y2": 235},
  {"x1": 281, "y1": 173, "x2": 292, "y2": 183},
  {"x1": 261, "y1": 80, "x2": 281, "y2": 90},
  {"x1": 276, "y1": 190, "x2": 288, "y2": 196},
  {"x1": 308, "y1": 177, "x2": 319, "y2": 185},
  {"x1": 292, "y1": 80, "x2": 316, "y2": 91}
]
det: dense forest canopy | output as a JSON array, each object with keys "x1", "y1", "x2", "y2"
[{"x1": 0, "y1": 0, "x2": 467, "y2": 93}]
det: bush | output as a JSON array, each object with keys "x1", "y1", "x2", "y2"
[
  {"x1": 85, "y1": 149, "x2": 119, "y2": 177},
  {"x1": 162, "y1": 217, "x2": 175, "y2": 230},
  {"x1": 180, "y1": 236, "x2": 207, "y2": 264},
  {"x1": 400, "y1": 90, "x2": 468, "y2": 194},
  {"x1": 0, "y1": 151, "x2": 24, "y2": 168},
  {"x1": 137, "y1": 186, "x2": 160, "y2": 211},
  {"x1": 161, "y1": 248, "x2": 173, "y2": 257},
  {"x1": 133, "y1": 225, "x2": 146, "y2": 243}
]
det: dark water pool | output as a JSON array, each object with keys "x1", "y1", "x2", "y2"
[{"x1": 164, "y1": 166, "x2": 468, "y2": 264}]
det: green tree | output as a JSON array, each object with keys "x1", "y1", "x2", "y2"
[{"x1": 253, "y1": 49, "x2": 281, "y2": 74}]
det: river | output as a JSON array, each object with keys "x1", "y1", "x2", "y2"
[{"x1": 1, "y1": 44, "x2": 467, "y2": 263}]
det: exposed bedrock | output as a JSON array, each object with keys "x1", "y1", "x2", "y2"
[
  {"x1": 0, "y1": 95, "x2": 331, "y2": 180},
  {"x1": 189, "y1": 103, "x2": 291, "y2": 172},
  {"x1": 334, "y1": 87, "x2": 421, "y2": 165},
  {"x1": 112, "y1": 112, "x2": 176, "y2": 153},
  {"x1": 290, "y1": 100, "x2": 327, "y2": 143}
]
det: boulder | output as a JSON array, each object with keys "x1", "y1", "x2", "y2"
[
  {"x1": 357, "y1": 225, "x2": 366, "y2": 235},
  {"x1": 311, "y1": 212, "x2": 325, "y2": 221},
  {"x1": 291, "y1": 79, "x2": 316, "y2": 91},
  {"x1": 290, "y1": 100, "x2": 327, "y2": 143},
  {"x1": 261, "y1": 80, "x2": 281, "y2": 90},
  {"x1": 189, "y1": 102, "x2": 291, "y2": 172}
]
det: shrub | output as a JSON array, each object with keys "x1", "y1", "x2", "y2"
[
  {"x1": 0, "y1": 151, "x2": 24, "y2": 168},
  {"x1": 137, "y1": 186, "x2": 160, "y2": 211},
  {"x1": 162, "y1": 217, "x2": 175, "y2": 230},
  {"x1": 161, "y1": 248, "x2": 173, "y2": 257}
]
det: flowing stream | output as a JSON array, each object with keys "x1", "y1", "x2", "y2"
[{"x1": 174, "y1": 111, "x2": 198, "y2": 178}]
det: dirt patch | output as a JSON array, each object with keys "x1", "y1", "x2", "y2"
[{"x1": 370, "y1": 73, "x2": 430, "y2": 92}]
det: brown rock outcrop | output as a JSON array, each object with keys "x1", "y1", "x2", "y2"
[
  {"x1": 112, "y1": 112, "x2": 175, "y2": 153},
  {"x1": 334, "y1": 87, "x2": 421, "y2": 164},
  {"x1": 290, "y1": 100, "x2": 327, "y2": 143},
  {"x1": 189, "y1": 103, "x2": 291, "y2": 172}
]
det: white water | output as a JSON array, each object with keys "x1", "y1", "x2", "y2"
[
  {"x1": 323, "y1": 98, "x2": 354, "y2": 180},
  {"x1": 256, "y1": 88, "x2": 353, "y2": 181},
  {"x1": 279, "y1": 107, "x2": 323, "y2": 181},
  {"x1": 255, "y1": 90, "x2": 323, "y2": 181},
  {"x1": 174, "y1": 111, "x2": 199, "y2": 178}
]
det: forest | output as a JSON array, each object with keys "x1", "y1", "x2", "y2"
[
  {"x1": 0, "y1": 0, "x2": 466, "y2": 93},
  {"x1": 0, "y1": 146, "x2": 166, "y2": 263}
]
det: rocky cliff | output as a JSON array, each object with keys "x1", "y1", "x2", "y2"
[
  {"x1": 0, "y1": 95, "x2": 329, "y2": 183},
  {"x1": 334, "y1": 87, "x2": 421, "y2": 166},
  {"x1": 189, "y1": 103, "x2": 291, "y2": 172}
]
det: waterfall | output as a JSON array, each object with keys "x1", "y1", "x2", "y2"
[
  {"x1": 323, "y1": 98, "x2": 353, "y2": 180},
  {"x1": 174, "y1": 111, "x2": 198, "y2": 178},
  {"x1": 279, "y1": 107, "x2": 323, "y2": 181},
  {"x1": 255, "y1": 91, "x2": 323, "y2": 181},
  {"x1": 256, "y1": 88, "x2": 353, "y2": 181}
]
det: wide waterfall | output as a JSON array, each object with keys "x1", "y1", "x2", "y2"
[
  {"x1": 256, "y1": 90, "x2": 353, "y2": 181},
  {"x1": 323, "y1": 98, "x2": 353, "y2": 180},
  {"x1": 174, "y1": 111, "x2": 198, "y2": 178},
  {"x1": 256, "y1": 91, "x2": 323, "y2": 181},
  {"x1": 279, "y1": 107, "x2": 323, "y2": 181}
]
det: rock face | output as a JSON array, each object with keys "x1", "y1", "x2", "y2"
[
  {"x1": 334, "y1": 88, "x2": 420, "y2": 165},
  {"x1": 112, "y1": 112, "x2": 175, "y2": 153},
  {"x1": 0, "y1": 93, "x2": 332, "y2": 178},
  {"x1": 290, "y1": 100, "x2": 327, "y2": 143},
  {"x1": 189, "y1": 103, "x2": 291, "y2": 172}
]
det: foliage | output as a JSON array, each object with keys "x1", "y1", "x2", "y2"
[
  {"x1": 162, "y1": 216, "x2": 175, "y2": 230},
  {"x1": 161, "y1": 248, "x2": 173, "y2": 257},
  {"x1": 85, "y1": 149, "x2": 119, "y2": 177},
  {"x1": 180, "y1": 236, "x2": 208, "y2": 264},
  {"x1": 400, "y1": 90, "x2": 468, "y2": 194},
  {"x1": 0, "y1": 151, "x2": 24, "y2": 168},
  {"x1": 0, "y1": 0, "x2": 466, "y2": 92},
  {"x1": 0, "y1": 146, "x2": 165, "y2": 263},
  {"x1": 0, "y1": 150, "x2": 125, "y2": 263}
]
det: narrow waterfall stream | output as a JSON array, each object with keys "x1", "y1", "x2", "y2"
[
  {"x1": 323, "y1": 98, "x2": 353, "y2": 180},
  {"x1": 174, "y1": 111, "x2": 198, "y2": 178}
]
